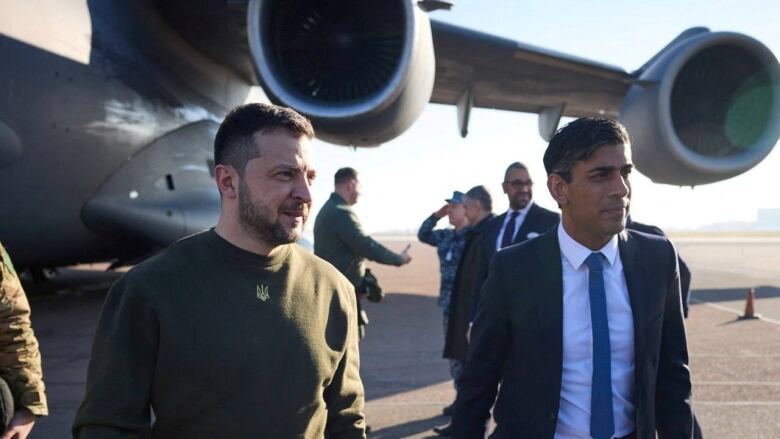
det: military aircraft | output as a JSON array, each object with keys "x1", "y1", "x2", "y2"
[{"x1": 1, "y1": 0, "x2": 779, "y2": 271}]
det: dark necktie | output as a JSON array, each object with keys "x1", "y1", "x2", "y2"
[
  {"x1": 585, "y1": 252, "x2": 614, "y2": 439},
  {"x1": 500, "y1": 211, "x2": 520, "y2": 249}
]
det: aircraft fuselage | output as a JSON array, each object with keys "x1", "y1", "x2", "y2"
[{"x1": 0, "y1": 0, "x2": 255, "y2": 268}]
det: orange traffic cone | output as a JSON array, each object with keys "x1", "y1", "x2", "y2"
[{"x1": 739, "y1": 288, "x2": 761, "y2": 320}]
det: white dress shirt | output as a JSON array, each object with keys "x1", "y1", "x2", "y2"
[
  {"x1": 494, "y1": 201, "x2": 534, "y2": 250},
  {"x1": 554, "y1": 223, "x2": 635, "y2": 439}
]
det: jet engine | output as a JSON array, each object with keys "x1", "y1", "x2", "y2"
[
  {"x1": 247, "y1": 0, "x2": 435, "y2": 146},
  {"x1": 621, "y1": 31, "x2": 780, "y2": 186}
]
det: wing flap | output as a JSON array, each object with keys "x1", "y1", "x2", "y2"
[{"x1": 430, "y1": 20, "x2": 633, "y2": 118}]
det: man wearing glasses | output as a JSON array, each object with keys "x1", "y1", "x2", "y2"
[{"x1": 471, "y1": 162, "x2": 559, "y2": 321}]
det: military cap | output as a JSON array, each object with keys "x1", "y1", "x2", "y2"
[{"x1": 445, "y1": 191, "x2": 465, "y2": 204}]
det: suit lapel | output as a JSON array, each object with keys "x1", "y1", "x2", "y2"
[
  {"x1": 534, "y1": 230, "x2": 564, "y2": 376},
  {"x1": 514, "y1": 204, "x2": 539, "y2": 244},
  {"x1": 487, "y1": 212, "x2": 505, "y2": 256},
  {"x1": 618, "y1": 231, "x2": 649, "y2": 393}
]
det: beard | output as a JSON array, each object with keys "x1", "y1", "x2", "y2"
[
  {"x1": 237, "y1": 179, "x2": 307, "y2": 247},
  {"x1": 510, "y1": 193, "x2": 531, "y2": 210}
]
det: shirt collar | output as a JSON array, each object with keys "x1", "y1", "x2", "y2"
[{"x1": 557, "y1": 221, "x2": 619, "y2": 270}]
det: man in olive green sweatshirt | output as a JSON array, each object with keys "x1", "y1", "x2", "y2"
[
  {"x1": 73, "y1": 104, "x2": 365, "y2": 438},
  {"x1": 314, "y1": 168, "x2": 412, "y2": 337}
]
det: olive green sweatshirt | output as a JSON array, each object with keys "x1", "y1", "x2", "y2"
[{"x1": 73, "y1": 230, "x2": 365, "y2": 438}]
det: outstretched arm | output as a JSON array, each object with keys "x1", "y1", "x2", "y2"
[{"x1": 334, "y1": 209, "x2": 407, "y2": 266}]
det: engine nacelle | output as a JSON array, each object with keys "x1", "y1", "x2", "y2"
[
  {"x1": 247, "y1": 0, "x2": 435, "y2": 146},
  {"x1": 620, "y1": 31, "x2": 780, "y2": 186}
]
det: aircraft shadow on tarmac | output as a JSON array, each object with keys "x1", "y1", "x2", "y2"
[
  {"x1": 368, "y1": 415, "x2": 446, "y2": 439},
  {"x1": 690, "y1": 286, "x2": 780, "y2": 304}
]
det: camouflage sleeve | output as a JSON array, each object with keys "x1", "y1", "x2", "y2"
[
  {"x1": 0, "y1": 244, "x2": 48, "y2": 416},
  {"x1": 417, "y1": 214, "x2": 444, "y2": 247}
]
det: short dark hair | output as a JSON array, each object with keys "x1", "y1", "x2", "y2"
[
  {"x1": 214, "y1": 103, "x2": 314, "y2": 173},
  {"x1": 543, "y1": 118, "x2": 629, "y2": 182},
  {"x1": 465, "y1": 185, "x2": 492, "y2": 212},
  {"x1": 334, "y1": 167, "x2": 358, "y2": 185},
  {"x1": 504, "y1": 162, "x2": 528, "y2": 181}
]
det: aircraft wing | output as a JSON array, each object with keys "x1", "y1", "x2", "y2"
[
  {"x1": 3, "y1": 0, "x2": 778, "y2": 270},
  {"x1": 429, "y1": 20, "x2": 632, "y2": 121},
  {"x1": 425, "y1": 20, "x2": 779, "y2": 184},
  {"x1": 147, "y1": 0, "x2": 780, "y2": 185}
]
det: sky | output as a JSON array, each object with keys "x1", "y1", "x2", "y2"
[{"x1": 305, "y1": 0, "x2": 780, "y2": 235}]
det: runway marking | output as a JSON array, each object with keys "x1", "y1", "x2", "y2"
[
  {"x1": 694, "y1": 381, "x2": 780, "y2": 386},
  {"x1": 674, "y1": 237, "x2": 780, "y2": 244},
  {"x1": 368, "y1": 399, "x2": 780, "y2": 407},
  {"x1": 691, "y1": 354, "x2": 780, "y2": 358},
  {"x1": 690, "y1": 298, "x2": 780, "y2": 326},
  {"x1": 695, "y1": 401, "x2": 780, "y2": 406}
]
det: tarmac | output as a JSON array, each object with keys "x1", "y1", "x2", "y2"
[{"x1": 23, "y1": 235, "x2": 780, "y2": 438}]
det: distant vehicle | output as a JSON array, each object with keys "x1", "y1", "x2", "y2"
[{"x1": 2, "y1": 0, "x2": 779, "y2": 270}]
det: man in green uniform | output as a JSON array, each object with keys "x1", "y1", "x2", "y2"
[
  {"x1": 73, "y1": 104, "x2": 365, "y2": 438},
  {"x1": 313, "y1": 167, "x2": 411, "y2": 337},
  {"x1": 0, "y1": 243, "x2": 48, "y2": 439}
]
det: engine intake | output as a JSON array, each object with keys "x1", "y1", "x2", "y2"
[
  {"x1": 621, "y1": 31, "x2": 780, "y2": 186},
  {"x1": 248, "y1": 0, "x2": 435, "y2": 146}
]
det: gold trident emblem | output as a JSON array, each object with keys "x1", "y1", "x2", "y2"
[{"x1": 256, "y1": 284, "x2": 270, "y2": 302}]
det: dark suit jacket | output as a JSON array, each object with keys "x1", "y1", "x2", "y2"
[
  {"x1": 626, "y1": 218, "x2": 692, "y2": 318},
  {"x1": 443, "y1": 214, "x2": 494, "y2": 360},
  {"x1": 452, "y1": 228, "x2": 693, "y2": 439},
  {"x1": 471, "y1": 203, "x2": 559, "y2": 320}
]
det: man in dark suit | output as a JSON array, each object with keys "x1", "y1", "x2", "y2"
[
  {"x1": 452, "y1": 118, "x2": 693, "y2": 439},
  {"x1": 626, "y1": 217, "x2": 692, "y2": 318},
  {"x1": 473, "y1": 162, "x2": 559, "y2": 320},
  {"x1": 626, "y1": 217, "x2": 701, "y2": 438}
]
